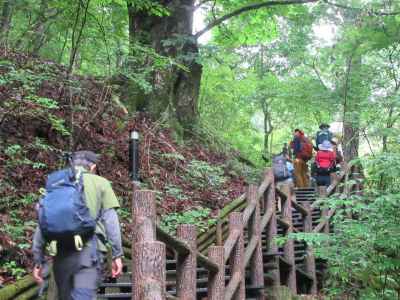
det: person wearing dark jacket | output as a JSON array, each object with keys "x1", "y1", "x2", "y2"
[{"x1": 32, "y1": 151, "x2": 123, "y2": 300}]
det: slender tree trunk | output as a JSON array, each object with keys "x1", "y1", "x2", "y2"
[
  {"x1": 25, "y1": 0, "x2": 61, "y2": 55},
  {"x1": 0, "y1": 0, "x2": 13, "y2": 45},
  {"x1": 68, "y1": 0, "x2": 91, "y2": 74},
  {"x1": 382, "y1": 106, "x2": 393, "y2": 152},
  {"x1": 115, "y1": 40, "x2": 123, "y2": 69},
  {"x1": 58, "y1": 29, "x2": 69, "y2": 64},
  {"x1": 262, "y1": 99, "x2": 273, "y2": 160}
]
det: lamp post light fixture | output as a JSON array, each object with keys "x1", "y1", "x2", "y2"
[{"x1": 129, "y1": 130, "x2": 140, "y2": 184}]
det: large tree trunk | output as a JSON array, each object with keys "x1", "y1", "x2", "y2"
[
  {"x1": 127, "y1": 0, "x2": 200, "y2": 133},
  {"x1": 0, "y1": 0, "x2": 13, "y2": 45},
  {"x1": 343, "y1": 120, "x2": 359, "y2": 162}
]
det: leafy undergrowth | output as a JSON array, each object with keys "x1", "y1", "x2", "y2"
[{"x1": 0, "y1": 49, "x2": 258, "y2": 284}]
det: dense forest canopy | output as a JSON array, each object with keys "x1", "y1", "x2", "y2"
[
  {"x1": 1, "y1": 0, "x2": 399, "y2": 156},
  {"x1": 1, "y1": 0, "x2": 400, "y2": 298}
]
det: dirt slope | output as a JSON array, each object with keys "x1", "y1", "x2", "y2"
[{"x1": 0, "y1": 48, "x2": 252, "y2": 284}]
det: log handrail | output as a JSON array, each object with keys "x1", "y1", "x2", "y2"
[
  {"x1": 160, "y1": 228, "x2": 219, "y2": 273},
  {"x1": 156, "y1": 225, "x2": 220, "y2": 273},
  {"x1": 223, "y1": 229, "x2": 241, "y2": 263},
  {"x1": 127, "y1": 162, "x2": 360, "y2": 300},
  {"x1": 311, "y1": 162, "x2": 358, "y2": 232},
  {"x1": 208, "y1": 173, "x2": 272, "y2": 251},
  {"x1": 325, "y1": 161, "x2": 354, "y2": 197},
  {"x1": 276, "y1": 187, "x2": 308, "y2": 216},
  {"x1": 221, "y1": 177, "x2": 273, "y2": 299},
  {"x1": 223, "y1": 197, "x2": 258, "y2": 263}
]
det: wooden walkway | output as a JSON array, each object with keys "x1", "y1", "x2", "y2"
[
  {"x1": 97, "y1": 164, "x2": 361, "y2": 300},
  {"x1": 0, "y1": 164, "x2": 361, "y2": 300}
]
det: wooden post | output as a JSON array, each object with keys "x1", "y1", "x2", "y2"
[
  {"x1": 303, "y1": 202, "x2": 317, "y2": 294},
  {"x1": 208, "y1": 246, "x2": 225, "y2": 300},
  {"x1": 247, "y1": 185, "x2": 265, "y2": 300},
  {"x1": 260, "y1": 170, "x2": 272, "y2": 213},
  {"x1": 318, "y1": 187, "x2": 330, "y2": 234},
  {"x1": 263, "y1": 170, "x2": 274, "y2": 213},
  {"x1": 132, "y1": 190, "x2": 161, "y2": 300},
  {"x1": 266, "y1": 180, "x2": 280, "y2": 287},
  {"x1": 176, "y1": 224, "x2": 197, "y2": 299},
  {"x1": 133, "y1": 241, "x2": 166, "y2": 300},
  {"x1": 216, "y1": 208, "x2": 223, "y2": 246},
  {"x1": 281, "y1": 185, "x2": 297, "y2": 294},
  {"x1": 229, "y1": 212, "x2": 245, "y2": 300},
  {"x1": 132, "y1": 190, "x2": 157, "y2": 244}
]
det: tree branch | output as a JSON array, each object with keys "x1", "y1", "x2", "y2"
[
  {"x1": 323, "y1": 0, "x2": 400, "y2": 16},
  {"x1": 194, "y1": 0, "x2": 318, "y2": 39},
  {"x1": 194, "y1": 0, "x2": 400, "y2": 40},
  {"x1": 311, "y1": 58, "x2": 330, "y2": 90}
]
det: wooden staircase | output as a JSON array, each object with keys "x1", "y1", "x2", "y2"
[
  {"x1": 0, "y1": 165, "x2": 360, "y2": 300},
  {"x1": 96, "y1": 168, "x2": 359, "y2": 300}
]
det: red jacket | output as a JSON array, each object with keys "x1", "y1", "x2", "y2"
[{"x1": 316, "y1": 150, "x2": 336, "y2": 169}]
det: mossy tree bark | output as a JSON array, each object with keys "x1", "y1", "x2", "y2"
[
  {"x1": 127, "y1": 0, "x2": 200, "y2": 134},
  {"x1": 126, "y1": 0, "x2": 320, "y2": 134}
]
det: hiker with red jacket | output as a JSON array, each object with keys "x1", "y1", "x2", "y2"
[
  {"x1": 290, "y1": 129, "x2": 313, "y2": 188},
  {"x1": 313, "y1": 140, "x2": 336, "y2": 188}
]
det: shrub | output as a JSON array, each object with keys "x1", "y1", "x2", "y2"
[
  {"x1": 186, "y1": 160, "x2": 226, "y2": 189},
  {"x1": 159, "y1": 208, "x2": 216, "y2": 235}
]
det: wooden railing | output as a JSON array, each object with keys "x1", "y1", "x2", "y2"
[
  {"x1": 130, "y1": 164, "x2": 362, "y2": 299},
  {"x1": 314, "y1": 162, "x2": 362, "y2": 233}
]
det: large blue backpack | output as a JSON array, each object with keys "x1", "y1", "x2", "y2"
[{"x1": 38, "y1": 168, "x2": 96, "y2": 250}]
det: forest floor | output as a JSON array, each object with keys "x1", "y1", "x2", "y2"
[{"x1": 0, "y1": 48, "x2": 259, "y2": 285}]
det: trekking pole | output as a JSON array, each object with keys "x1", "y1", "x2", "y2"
[{"x1": 129, "y1": 130, "x2": 140, "y2": 189}]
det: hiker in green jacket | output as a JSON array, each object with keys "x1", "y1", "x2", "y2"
[{"x1": 32, "y1": 151, "x2": 123, "y2": 300}]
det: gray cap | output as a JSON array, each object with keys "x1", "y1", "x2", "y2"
[{"x1": 72, "y1": 150, "x2": 99, "y2": 163}]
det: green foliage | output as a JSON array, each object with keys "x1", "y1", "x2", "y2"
[
  {"x1": 0, "y1": 62, "x2": 70, "y2": 136},
  {"x1": 2, "y1": 211, "x2": 25, "y2": 241},
  {"x1": 159, "y1": 208, "x2": 216, "y2": 235},
  {"x1": 1, "y1": 261, "x2": 26, "y2": 279},
  {"x1": 20, "y1": 193, "x2": 40, "y2": 206},
  {"x1": 164, "y1": 185, "x2": 188, "y2": 201},
  {"x1": 160, "y1": 152, "x2": 185, "y2": 162},
  {"x1": 27, "y1": 95, "x2": 59, "y2": 109},
  {"x1": 224, "y1": 158, "x2": 261, "y2": 184},
  {"x1": 4, "y1": 144, "x2": 48, "y2": 169},
  {"x1": 302, "y1": 155, "x2": 400, "y2": 299},
  {"x1": 186, "y1": 160, "x2": 226, "y2": 189},
  {"x1": 118, "y1": 207, "x2": 132, "y2": 223}
]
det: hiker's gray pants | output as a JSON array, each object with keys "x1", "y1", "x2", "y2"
[{"x1": 53, "y1": 246, "x2": 99, "y2": 300}]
